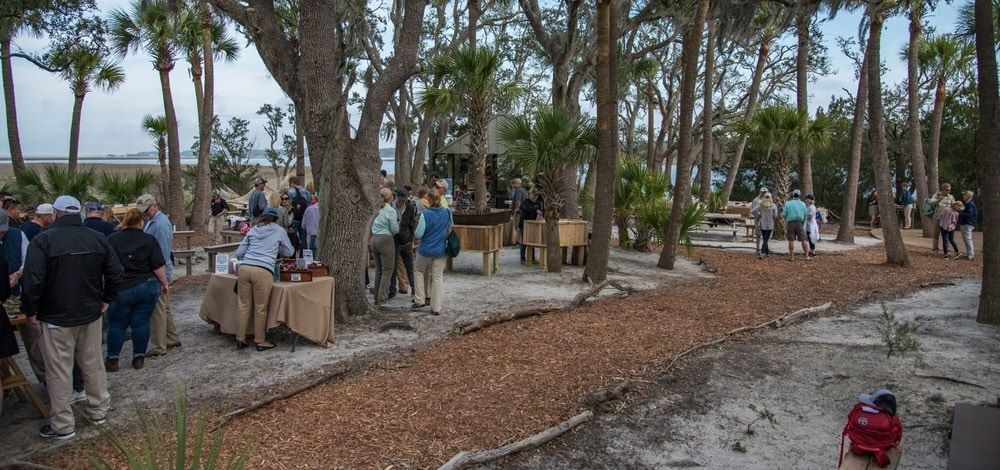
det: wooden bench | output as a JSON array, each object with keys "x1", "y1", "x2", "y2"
[
  {"x1": 2, "y1": 315, "x2": 48, "y2": 419},
  {"x1": 174, "y1": 230, "x2": 194, "y2": 250},
  {"x1": 204, "y1": 243, "x2": 242, "y2": 273},
  {"x1": 947, "y1": 403, "x2": 1000, "y2": 469},
  {"x1": 173, "y1": 249, "x2": 197, "y2": 277},
  {"x1": 838, "y1": 444, "x2": 902, "y2": 470}
]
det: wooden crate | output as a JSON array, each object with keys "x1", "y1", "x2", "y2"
[
  {"x1": 523, "y1": 219, "x2": 589, "y2": 247},
  {"x1": 452, "y1": 224, "x2": 504, "y2": 253}
]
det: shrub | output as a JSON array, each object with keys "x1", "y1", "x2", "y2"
[
  {"x1": 97, "y1": 171, "x2": 156, "y2": 204},
  {"x1": 14, "y1": 165, "x2": 97, "y2": 206}
]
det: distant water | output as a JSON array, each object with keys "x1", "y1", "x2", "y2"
[{"x1": 12, "y1": 155, "x2": 396, "y2": 172}]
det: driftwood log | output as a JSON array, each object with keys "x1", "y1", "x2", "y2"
[
  {"x1": 664, "y1": 302, "x2": 833, "y2": 372},
  {"x1": 212, "y1": 363, "x2": 353, "y2": 430},
  {"x1": 570, "y1": 280, "x2": 636, "y2": 307},
  {"x1": 437, "y1": 410, "x2": 593, "y2": 470},
  {"x1": 583, "y1": 379, "x2": 631, "y2": 408},
  {"x1": 451, "y1": 304, "x2": 562, "y2": 335}
]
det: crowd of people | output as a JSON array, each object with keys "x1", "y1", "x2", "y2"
[
  {"x1": 0, "y1": 193, "x2": 174, "y2": 440},
  {"x1": 863, "y1": 182, "x2": 978, "y2": 260},
  {"x1": 751, "y1": 188, "x2": 824, "y2": 261}
]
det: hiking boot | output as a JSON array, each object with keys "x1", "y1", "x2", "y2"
[
  {"x1": 39, "y1": 424, "x2": 75, "y2": 440},
  {"x1": 105, "y1": 359, "x2": 119, "y2": 372}
]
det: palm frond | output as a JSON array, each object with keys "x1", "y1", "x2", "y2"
[{"x1": 98, "y1": 170, "x2": 156, "y2": 204}]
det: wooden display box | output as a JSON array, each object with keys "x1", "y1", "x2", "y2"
[
  {"x1": 280, "y1": 270, "x2": 313, "y2": 282},
  {"x1": 308, "y1": 264, "x2": 330, "y2": 277},
  {"x1": 446, "y1": 223, "x2": 504, "y2": 277},
  {"x1": 522, "y1": 219, "x2": 589, "y2": 268}
]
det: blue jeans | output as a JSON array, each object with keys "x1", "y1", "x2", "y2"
[
  {"x1": 309, "y1": 235, "x2": 317, "y2": 252},
  {"x1": 294, "y1": 220, "x2": 308, "y2": 252},
  {"x1": 106, "y1": 280, "x2": 161, "y2": 360}
]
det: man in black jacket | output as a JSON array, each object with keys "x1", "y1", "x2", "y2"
[{"x1": 21, "y1": 195, "x2": 124, "y2": 440}]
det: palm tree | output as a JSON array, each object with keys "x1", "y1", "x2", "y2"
[
  {"x1": 179, "y1": 1, "x2": 238, "y2": 232},
  {"x1": 867, "y1": 2, "x2": 910, "y2": 267},
  {"x1": 698, "y1": 19, "x2": 718, "y2": 203},
  {"x1": 902, "y1": 0, "x2": 934, "y2": 237},
  {"x1": 614, "y1": 156, "x2": 668, "y2": 251},
  {"x1": 110, "y1": 0, "x2": 194, "y2": 227},
  {"x1": 13, "y1": 165, "x2": 97, "y2": 205},
  {"x1": 584, "y1": 0, "x2": 620, "y2": 283},
  {"x1": 836, "y1": 38, "x2": 871, "y2": 244},
  {"x1": 657, "y1": 0, "x2": 710, "y2": 270},
  {"x1": 742, "y1": 106, "x2": 832, "y2": 234},
  {"x1": 419, "y1": 46, "x2": 521, "y2": 212},
  {"x1": 500, "y1": 108, "x2": 596, "y2": 273},
  {"x1": 957, "y1": 0, "x2": 1000, "y2": 49},
  {"x1": 973, "y1": 0, "x2": 1000, "y2": 324},
  {"x1": 721, "y1": 4, "x2": 792, "y2": 203},
  {"x1": 1, "y1": 18, "x2": 36, "y2": 174},
  {"x1": 50, "y1": 46, "x2": 125, "y2": 173},
  {"x1": 97, "y1": 170, "x2": 156, "y2": 204},
  {"x1": 918, "y1": 34, "x2": 975, "y2": 196},
  {"x1": 142, "y1": 114, "x2": 170, "y2": 200}
]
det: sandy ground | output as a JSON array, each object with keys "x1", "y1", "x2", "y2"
[
  {"x1": 689, "y1": 225, "x2": 883, "y2": 254},
  {"x1": 496, "y1": 278, "x2": 1000, "y2": 469},
  {"x1": 0, "y1": 245, "x2": 704, "y2": 464},
  {"x1": 872, "y1": 227, "x2": 985, "y2": 252}
]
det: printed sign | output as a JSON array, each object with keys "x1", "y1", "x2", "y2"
[
  {"x1": 215, "y1": 254, "x2": 229, "y2": 274},
  {"x1": 290, "y1": 273, "x2": 301, "y2": 282}
]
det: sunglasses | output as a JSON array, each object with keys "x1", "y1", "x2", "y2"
[{"x1": 281, "y1": 197, "x2": 289, "y2": 200}]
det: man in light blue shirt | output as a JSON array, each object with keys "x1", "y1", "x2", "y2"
[
  {"x1": 136, "y1": 194, "x2": 180, "y2": 355},
  {"x1": 782, "y1": 190, "x2": 810, "y2": 261}
]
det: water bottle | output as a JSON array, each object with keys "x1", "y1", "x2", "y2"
[{"x1": 273, "y1": 261, "x2": 281, "y2": 282}]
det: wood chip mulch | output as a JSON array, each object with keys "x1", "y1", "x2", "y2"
[{"x1": 44, "y1": 245, "x2": 981, "y2": 469}]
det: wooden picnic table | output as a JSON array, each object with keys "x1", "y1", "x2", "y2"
[
  {"x1": 174, "y1": 230, "x2": 194, "y2": 250},
  {"x1": 702, "y1": 213, "x2": 746, "y2": 241}
]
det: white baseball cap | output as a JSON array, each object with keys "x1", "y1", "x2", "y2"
[
  {"x1": 53, "y1": 195, "x2": 82, "y2": 214},
  {"x1": 35, "y1": 203, "x2": 54, "y2": 215}
]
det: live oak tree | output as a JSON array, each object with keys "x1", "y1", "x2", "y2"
[{"x1": 210, "y1": 0, "x2": 429, "y2": 318}]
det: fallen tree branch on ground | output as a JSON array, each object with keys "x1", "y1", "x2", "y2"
[
  {"x1": 920, "y1": 282, "x2": 956, "y2": 288},
  {"x1": 665, "y1": 302, "x2": 833, "y2": 372},
  {"x1": 914, "y1": 374, "x2": 987, "y2": 389},
  {"x1": 570, "y1": 280, "x2": 636, "y2": 307},
  {"x1": 451, "y1": 304, "x2": 562, "y2": 335},
  {"x1": 583, "y1": 379, "x2": 631, "y2": 408},
  {"x1": 437, "y1": 410, "x2": 593, "y2": 470},
  {"x1": 212, "y1": 363, "x2": 353, "y2": 430}
]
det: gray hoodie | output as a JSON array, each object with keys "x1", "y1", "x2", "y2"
[{"x1": 235, "y1": 222, "x2": 295, "y2": 270}]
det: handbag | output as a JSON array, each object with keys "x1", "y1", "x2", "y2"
[{"x1": 446, "y1": 230, "x2": 461, "y2": 257}]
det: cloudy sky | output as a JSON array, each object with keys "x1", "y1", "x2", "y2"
[{"x1": 0, "y1": 0, "x2": 963, "y2": 159}]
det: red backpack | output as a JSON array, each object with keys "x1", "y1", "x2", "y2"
[{"x1": 839, "y1": 402, "x2": 903, "y2": 467}]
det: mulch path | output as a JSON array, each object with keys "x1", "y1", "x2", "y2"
[{"x1": 44, "y1": 244, "x2": 981, "y2": 468}]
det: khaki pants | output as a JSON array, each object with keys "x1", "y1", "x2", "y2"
[
  {"x1": 41, "y1": 318, "x2": 110, "y2": 434},
  {"x1": 237, "y1": 265, "x2": 273, "y2": 344},
  {"x1": 413, "y1": 254, "x2": 446, "y2": 313},
  {"x1": 208, "y1": 214, "x2": 227, "y2": 244},
  {"x1": 148, "y1": 293, "x2": 178, "y2": 355},
  {"x1": 5, "y1": 297, "x2": 46, "y2": 383},
  {"x1": 371, "y1": 234, "x2": 396, "y2": 305},
  {"x1": 394, "y1": 253, "x2": 410, "y2": 293}
]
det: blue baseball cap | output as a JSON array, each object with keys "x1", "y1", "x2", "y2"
[{"x1": 262, "y1": 207, "x2": 280, "y2": 218}]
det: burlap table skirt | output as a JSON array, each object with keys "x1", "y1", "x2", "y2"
[{"x1": 199, "y1": 273, "x2": 335, "y2": 347}]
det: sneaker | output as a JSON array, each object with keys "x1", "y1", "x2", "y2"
[
  {"x1": 70, "y1": 390, "x2": 86, "y2": 404},
  {"x1": 410, "y1": 302, "x2": 426, "y2": 310},
  {"x1": 89, "y1": 416, "x2": 107, "y2": 425},
  {"x1": 366, "y1": 282, "x2": 374, "y2": 289},
  {"x1": 429, "y1": 311, "x2": 441, "y2": 316},
  {"x1": 953, "y1": 252, "x2": 964, "y2": 260},
  {"x1": 167, "y1": 342, "x2": 182, "y2": 349},
  {"x1": 378, "y1": 303, "x2": 392, "y2": 309},
  {"x1": 968, "y1": 255, "x2": 975, "y2": 261},
  {"x1": 943, "y1": 254, "x2": 951, "y2": 260},
  {"x1": 39, "y1": 424, "x2": 75, "y2": 440}
]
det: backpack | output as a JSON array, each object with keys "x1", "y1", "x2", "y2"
[
  {"x1": 839, "y1": 402, "x2": 903, "y2": 468},
  {"x1": 446, "y1": 231, "x2": 461, "y2": 257},
  {"x1": 290, "y1": 188, "x2": 309, "y2": 221},
  {"x1": 922, "y1": 198, "x2": 935, "y2": 217}
]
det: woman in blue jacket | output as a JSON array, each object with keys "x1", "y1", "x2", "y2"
[
  {"x1": 410, "y1": 192, "x2": 451, "y2": 315},
  {"x1": 235, "y1": 207, "x2": 294, "y2": 350}
]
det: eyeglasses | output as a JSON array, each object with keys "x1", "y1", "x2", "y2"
[{"x1": 281, "y1": 197, "x2": 289, "y2": 200}]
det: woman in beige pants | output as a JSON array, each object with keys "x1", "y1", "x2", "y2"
[{"x1": 234, "y1": 208, "x2": 294, "y2": 350}]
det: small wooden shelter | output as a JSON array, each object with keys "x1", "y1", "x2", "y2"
[{"x1": 432, "y1": 115, "x2": 511, "y2": 206}]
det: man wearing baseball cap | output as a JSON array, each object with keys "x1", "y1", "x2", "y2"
[
  {"x1": 83, "y1": 202, "x2": 116, "y2": 237},
  {"x1": 249, "y1": 176, "x2": 269, "y2": 218},
  {"x1": 434, "y1": 179, "x2": 450, "y2": 209},
  {"x1": 20, "y1": 195, "x2": 123, "y2": 439},
  {"x1": 20, "y1": 203, "x2": 55, "y2": 241},
  {"x1": 136, "y1": 194, "x2": 180, "y2": 356}
]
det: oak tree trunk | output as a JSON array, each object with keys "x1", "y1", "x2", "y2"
[
  {"x1": 867, "y1": 13, "x2": 910, "y2": 267},
  {"x1": 657, "y1": 0, "x2": 709, "y2": 270},
  {"x1": 411, "y1": 114, "x2": 434, "y2": 185},
  {"x1": 583, "y1": 0, "x2": 618, "y2": 282},
  {"x1": 974, "y1": 0, "x2": 1000, "y2": 324},
  {"x1": 836, "y1": 46, "x2": 870, "y2": 243},
  {"x1": 2, "y1": 37, "x2": 25, "y2": 174},
  {"x1": 295, "y1": 110, "x2": 306, "y2": 182},
  {"x1": 722, "y1": 36, "x2": 771, "y2": 203},
  {"x1": 68, "y1": 92, "x2": 85, "y2": 174},
  {"x1": 698, "y1": 19, "x2": 717, "y2": 203}
]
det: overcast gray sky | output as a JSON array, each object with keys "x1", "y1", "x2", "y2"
[{"x1": 0, "y1": 0, "x2": 962, "y2": 158}]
